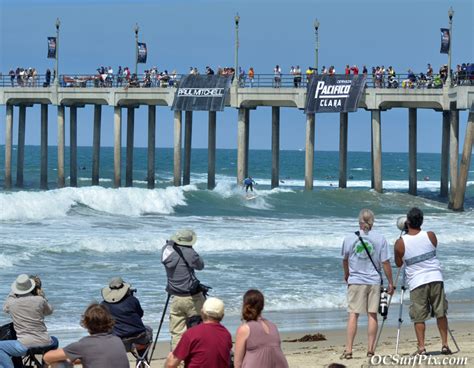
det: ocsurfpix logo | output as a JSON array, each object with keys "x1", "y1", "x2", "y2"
[
  {"x1": 314, "y1": 80, "x2": 351, "y2": 108},
  {"x1": 177, "y1": 88, "x2": 224, "y2": 97},
  {"x1": 369, "y1": 354, "x2": 468, "y2": 366}
]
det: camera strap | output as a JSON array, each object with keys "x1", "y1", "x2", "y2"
[
  {"x1": 355, "y1": 231, "x2": 383, "y2": 286},
  {"x1": 173, "y1": 244, "x2": 199, "y2": 283}
]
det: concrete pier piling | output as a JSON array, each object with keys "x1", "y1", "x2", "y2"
[
  {"x1": 237, "y1": 108, "x2": 248, "y2": 185},
  {"x1": 173, "y1": 110, "x2": 182, "y2": 187},
  {"x1": 371, "y1": 110, "x2": 382, "y2": 193},
  {"x1": 339, "y1": 112, "x2": 348, "y2": 188},
  {"x1": 440, "y1": 111, "x2": 450, "y2": 197},
  {"x1": 208, "y1": 111, "x2": 216, "y2": 190},
  {"x1": 448, "y1": 110, "x2": 459, "y2": 208},
  {"x1": 304, "y1": 113, "x2": 315, "y2": 190},
  {"x1": 4, "y1": 104, "x2": 13, "y2": 189},
  {"x1": 271, "y1": 107, "x2": 280, "y2": 189},
  {"x1": 126, "y1": 107, "x2": 135, "y2": 187},
  {"x1": 244, "y1": 109, "x2": 250, "y2": 178},
  {"x1": 408, "y1": 108, "x2": 417, "y2": 195},
  {"x1": 183, "y1": 111, "x2": 193, "y2": 186},
  {"x1": 92, "y1": 105, "x2": 102, "y2": 186},
  {"x1": 16, "y1": 106, "x2": 26, "y2": 187},
  {"x1": 40, "y1": 104, "x2": 48, "y2": 189},
  {"x1": 147, "y1": 105, "x2": 156, "y2": 189},
  {"x1": 113, "y1": 106, "x2": 122, "y2": 188},
  {"x1": 70, "y1": 106, "x2": 78, "y2": 187},
  {"x1": 57, "y1": 105, "x2": 65, "y2": 188}
]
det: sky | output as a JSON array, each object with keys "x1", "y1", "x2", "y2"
[{"x1": 0, "y1": 0, "x2": 473, "y2": 153}]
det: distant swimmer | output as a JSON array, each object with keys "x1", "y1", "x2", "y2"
[
  {"x1": 424, "y1": 176, "x2": 430, "y2": 181},
  {"x1": 243, "y1": 177, "x2": 256, "y2": 192}
]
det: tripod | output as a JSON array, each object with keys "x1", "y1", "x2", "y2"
[
  {"x1": 395, "y1": 270, "x2": 407, "y2": 355},
  {"x1": 148, "y1": 293, "x2": 171, "y2": 364}
]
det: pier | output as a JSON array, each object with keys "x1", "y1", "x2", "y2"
[{"x1": 1, "y1": 76, "x2": 473, "y2": 211}]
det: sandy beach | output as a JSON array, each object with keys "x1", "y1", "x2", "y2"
[{"x1": 143, "y1": 321, "x2": 473, "y2": 368}]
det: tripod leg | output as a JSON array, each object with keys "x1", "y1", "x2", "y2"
[
  {"x1": 448, "y1": 327, "x2": 461, "y2": 353},
  {"x1": 148, "y1": 293, "x2": 171, "y2": 364},
  {"x1": 395, "y1": 287, "x2": 405, "y2": 355}
]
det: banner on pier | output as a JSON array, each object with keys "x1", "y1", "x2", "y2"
[
  {"x1": 172, "y1": 75, "x2": 232, "y2": 111},
  {"x1": 137, "y1": 42, "x2": 147, "y2": 63},
  {"x1": 304, "y1": 75, "x2": 366, "y2": 114},
  {"x1": 47, "y1": 37, "x2": 56, "y2": 59},
  {"x1": 440, "y1": 28, "x2": 450, "y2": 54}
]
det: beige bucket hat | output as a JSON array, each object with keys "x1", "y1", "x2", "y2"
[
  {"x1": 171, "y1": 229, "x2": 197, "y2": 246},
  {"x1": 101, "y1": 277, "x2": 130, "y2": 303},
  {"x1": 11, "y1": 274, "x2": 36, "y2": 295}
]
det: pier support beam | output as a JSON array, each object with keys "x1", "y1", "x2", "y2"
[
  {"x1": 245, "y1": 109, "x2": 250, "y2": 178},
  {"x1": 113, "y1": 106, "x2": 122, "y2": 188},
  {"x1": 70, "y1": 106, "x2": 78, "y2": 187},
  {"x1": 371, "y1": 110, "x2": 382, "y2": 193},
  {"x1": 92, "y1": 105, "x2": 101, "y2": 186},
  {"x1": 147, "y1": 105, "x2": 156, "y2": 189},
  {"x1": 16, "y1": 106, "x2": 26, "y2": 187},
  {"x1": 4, "y1": 104, "x2": 13, "y2": 189},
  {"x1": 173, "y1": 110, "x2": 182, "y2": 186},
  {"x1": 237, "y1": 108, "x2": 248, "y2": 185},
  {"x1": 453, "y1": 112, "x2": 474, "y2": 211},
  {"x1": 440, "y1": 111, "x2": 450, "y2": 197},
  {"x1": 339, "y1": 112, "x2": 348, "y2": 188},
  {"x1": 183, "y1": 111, "x2": 193, "y2": 185},
  {"x1": 448, "y1": 110, "x2": 459, "y2": 208},
  {"x1": 208, "y1": 111, "x2": 216, "y2": 189},
  {"x1": 305, "y1": 113, "x2": 315, "y2": 190},
  {"x1": 271, "y1": 107, "x2": 280, "y2": 189},
  {"x1": 126, "y1": 107, "x2": 135, "y2": 187},
  {"x1": 40, "y1": 104, "x2": 48, "y2": 189},
  {"x1": 57, "y1": 105, "x2": 65, "y2": 188},
  {"x1": 408, "y1": 108, "x2": 417, "y2": 195}
]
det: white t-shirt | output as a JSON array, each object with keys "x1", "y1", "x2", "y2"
[{"x1": 341, "y1": 230, "x2": 390, "y2": 285}]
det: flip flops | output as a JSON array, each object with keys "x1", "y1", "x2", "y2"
[
  {"x1": 411, "y1": 347, "x2": 427, "y2": 357},
  {"x1": 441, "y1": 345, "x2": 452, "y2": 355},
  {"x1": 340, "y1": 351, "x2": 353, "y2": 359}
]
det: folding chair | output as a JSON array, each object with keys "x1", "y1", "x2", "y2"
[
  {"x1": 122, "y1": 327, "x2": 153, "y2": 368},
  {"x1": 22, "y1": 336, "x2": 59, "y2": 368}
]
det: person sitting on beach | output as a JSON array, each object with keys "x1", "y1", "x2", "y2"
[
  {"x1": 162, "y1": 229, "x2": 205, "y2": 349},
  {"x1": 234, "y1": 289, "x2": 288, "y2": 368},
  {"x1": 394, "y1": 207, "x2": 452, "y2": 356},
  {"x1": 101, "y1": 277, "x2": 152, "y2": 355},
  {"x1": 243, "y1": 177, "x2": 256, "y2": 192},
  {"x1": 340, "y1": 209, "x2": 394, "y2": 359},
  {"x1": 165, "y1": 297, "x2": 232, "y2": 368},
  {"x1": 44, "y1": 303, "x2": 129, "y2": 368},
  {"x1": 0, "y1": 274, "x2": 55, "y2": 368}
]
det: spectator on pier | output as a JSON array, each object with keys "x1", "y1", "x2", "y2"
[
  {"x1": 293, "y1": 65, "x2": 302, "y2": 87},
  {"x1": 248, "y1": 67, "x2": 255, "y2": 87},
  {"x1": 206, "y1": 66, "x2": 215, "y2": 75},
  {"x1": 439, "y1": 64, "x2": 448, "y2": 83},
  {"x1": 329, "y1": 66, "x2": 335, "y2": 76},
  {"x1": 362, "y1": 65, "x2": 368, "y2": 76},
  {"x1": 239, "y1": 67, "x2": 246, "y2": 87},
  {"x1": 45, "y1": 69, "x2": 51, "y2": 87},
  {"x1": 273, "y1": 65, "x2": 281, "y2": 88},
  {"x1": 345, "y1": 65, "x2": 351, "y2": 77},
  {"x1": 351, "y1": 65, "x2": 359, "y2": 75},
  {"x1": 9, "y1": 69, "x2": 15, "y2": 87},
  {"x1": 426, "y1": 63, "x2": 433, "y2": 77},
  {"x1": 116, "y1": 66, "x2": 123, "y2": 87},
  {"x1": 306, "y1": 66, "x2": 314, "y2": 82},
  {"x1": 380, "y1": 65, "x2": 386, "y2": 87},
  {"x1": 169, "y1": 70, "x2": 178, "y2": 87},
  {"x1": 321, "y1": 66, "x2": 327, "y2": 75}
]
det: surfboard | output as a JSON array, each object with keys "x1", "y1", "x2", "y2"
[{"x1": 245, "y1": 195, "x2": 257, "y2": 200}]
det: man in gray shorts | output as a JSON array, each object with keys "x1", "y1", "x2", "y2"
[
  {"x1": 395, "y1": 207, "x2": 451, "y2": 355},
  {"x1": 341, "y1": 209, "x2": 394, "y2": 359}
]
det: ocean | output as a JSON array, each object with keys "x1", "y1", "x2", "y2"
[{"x1": 0, "y1": 146, "x2": 473, "y2": 345}]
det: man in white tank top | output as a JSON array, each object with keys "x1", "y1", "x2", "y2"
[{"x1": 394, "y1": 207, "x2": 451, "y2": 355}]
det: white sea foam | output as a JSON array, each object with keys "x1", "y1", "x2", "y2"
[
  {"x1": 0, "y1": 254, "x2": 14, "y2": 268},
  {"x1": 0, "y1": 185, "x2": 196, "y2": 221}
]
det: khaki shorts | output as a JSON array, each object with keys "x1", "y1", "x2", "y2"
[
  {"x1": 409, "y1": 281, "x2": 448, "y2": 323},
  {"x1": 347, "y1": 284, "x2": 380, "y2": 314}
]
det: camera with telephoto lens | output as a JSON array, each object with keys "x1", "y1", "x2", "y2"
[
  {"x1": 29, "y1": 275, "x2": 43, "y2": 296},
  {"x1": 396, "y1": 216, "x2": 408, "y2": 233}
]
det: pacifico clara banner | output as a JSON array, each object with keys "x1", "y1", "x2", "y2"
[
  {"x1": 137, "y1": 42, "x2": 147, "y2": 63},
  {"x1": 172, "y1": 75, "x2": 232, "y2": 111},
  {"x1": 440, "y1": 28, "x2": 450, "y2": 54},
  {"x1": 47, "y1": 37, "x2": 57, "y2": 59},
  {"x1": 305, "y1": 75, "x2": 366, "y2": 114}
]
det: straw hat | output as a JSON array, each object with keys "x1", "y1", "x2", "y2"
[
  {"x1": 203, "y1": 297, "x2": 225, "y2": 319},
  {"x1": 101, "y1": 277, "x2": 130, "y2": 303},
  {"x1": 171, "y1": 229, "x2": 197, "y2": 246},
  {"x1": 11, "y1": 274, "x2": 36, "y2": 295}
]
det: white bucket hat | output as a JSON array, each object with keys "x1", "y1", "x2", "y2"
[
  {"x1": 171, "y1": 229, "x2": 197, "y2": 246},
  {"x1": 101, "y1": 277, "x2": 131, "y2": 303},
  {"x1": 11, "y1": 274, "x2": 36, "y2": 295}
]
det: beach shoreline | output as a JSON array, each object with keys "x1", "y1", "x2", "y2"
[{"x1": 145, "y1": 320, "x2": 473, "y2": 368}]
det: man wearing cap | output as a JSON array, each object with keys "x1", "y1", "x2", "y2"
[
  {"x1": 395, "y1": 207, "x2": 451, "y2": 355},
  {"x1": 165, "y1": 297, "x2": 232, "y2": 368},
  {"x1": 162, "y1": 229, "x2": 205, "y2": 349},
  {"x1": 0, "y1": 274, "x2": 55, "y2": 368},
  {"x1": 101, "y1": 277, "x2": 152, "y2": 353}
]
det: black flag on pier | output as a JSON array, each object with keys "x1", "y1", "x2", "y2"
[
  {"x1": 137, "y1": 42, "x2": 147, "y2": 63},
  {"x1": 440, "y1": 28, "x2": 450, "y2": 54},
  {"x1": 172, "y1": 75, "x2": 232, "y2": 112},
  {"x1": 305, "y1": 75, "x2": 366, "y2": 114},
  {"x1": 47, "y1": 37, "x2": 57, "y2": 59}
]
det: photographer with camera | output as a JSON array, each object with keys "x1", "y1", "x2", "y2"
[
  {"x1": 340, "y1": 209, "x2": 394, "y2": 360},
  {"x1": 394, "y1": 207, "x2": 452, "y2": 356},
  {"x1": 0, "y1": 274, "x2": 55, "y2": 368},
  {"x1": 162, "y1": 229, "x2": 206, "y2": 349},
  {"x1": 100, "y1": 277, "x2": 152, "y2": 354}
]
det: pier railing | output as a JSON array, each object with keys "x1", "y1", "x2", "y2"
[{"x1": 1, "y1": 73, "x2": 472, "y2": 89}]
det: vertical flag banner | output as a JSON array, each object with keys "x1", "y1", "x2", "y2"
[
  {"x1": 440, "y1": 28, "x2": 450, "y2": 54},
  {"x1": 47, "y1": 37, "x2": 57, "y2": 59},
  {"x1": 137, "y1": 42, "x2": 147, "y2": 63}
]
